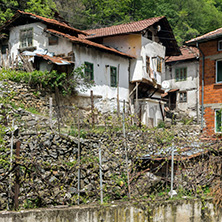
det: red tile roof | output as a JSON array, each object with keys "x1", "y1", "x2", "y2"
[
  {"x1": 45, "y1": 29, "x2": 134, "y2": 58},
  {"x1": 0, "y1": 10, "x2": 88, "y2": 36},
  {"x1": 166, "y1": 46, "x2": 199, "y2": 63},
  {"x1": 186, "y1": 27, "x2": 222, "y2": 45},
  {"x1": 83, "y1": 16, "x2": 165, "y2": 39}
]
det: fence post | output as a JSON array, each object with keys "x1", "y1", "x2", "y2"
[
  {"x1": 170, "y1": 144, "x2": 175, "y2": 198},
  {"x1": 49, "y1": 97, "x2": 52, "y2": 129},
  {"x1": 90, "y1": 90, "x2": 94, "y2": 126},
  {"x1": 117, "y1": 64, "x2": 120, "y2": 116},
  {"x1": 14, "y1": 140, "x2": 21, "y2": 210},
  {"x1": 99, "y1": 142, "x2": 103, "y2": 204},
  {"x1": 77, "y1": 110, "x2": 81, "y2": 205},
  {"x1": 8, "y1": 119, "x2": 14, "y2": 210},
  {"x1": 122, "y1": 101, "x2": 131, "y2": 198}
]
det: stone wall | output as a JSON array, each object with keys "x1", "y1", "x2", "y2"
[{"x1": 0, "y1": 199, "x2": 221, "y2": 222}]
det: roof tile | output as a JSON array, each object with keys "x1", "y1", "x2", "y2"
[
  {"x1": 46, "y1": 29, "x2": 134, "y2": 58},
  {"x1": 82, "y1": 16, "x2": 165, "y2": 39},
  {"x1": 166, "y1": 46, "x2": 199, "y2": 63}
]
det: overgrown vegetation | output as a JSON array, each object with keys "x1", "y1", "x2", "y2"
[{"x1": 0, "y1": 66, "x2": 92, "y2": 95}]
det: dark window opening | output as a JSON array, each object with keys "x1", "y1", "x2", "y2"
[
  {"x1": 84, "y1": 62, "x2": 94, "y2": 81},
  {"x1": 49, "y1": 35, "x2": 58, "y2": 45},
  {"x1": 110, "y1": 66, "x2": 117, "y2": 87},
  {"x1": 179, "y1": 92, "x2": 187, "y2": 103}
]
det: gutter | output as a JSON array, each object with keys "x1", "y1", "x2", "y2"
[{"x1": 196, "y1": 43, "x2": 205, "y2": 132}]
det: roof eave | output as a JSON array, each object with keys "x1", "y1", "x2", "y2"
[{"x1": 186, "y1": 33, "x2": 222, "y2": 46}]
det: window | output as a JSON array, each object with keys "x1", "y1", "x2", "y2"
[
  {"x1": 146, "y1": 56, "x2": 150, "y2": 75},
  {"x1": 179, "y1": 92, "x2": 187, "y2": 103},
  {"x1": 215, "y1": 110, "x2": 222, "y2": 133},
  {"x1": 20, "y1": 28, "x2": 33, "y2": 48},
  {"x1": 110, "y1": 66, "x2": 117, "y2": 87},
  {"x1": 175, "y1": 67, "x2": 187, "y2": 81},
  {"x1": 1, "y1": 45, "x2": 8, "y2": 54},
  {"x1": 216, "y1": 60, "x2": 222, "y2": 83},
  {"x1": 157, "y1": 57, "x2": 162, "y2": 72},
  {"x1": 84, "y1": 62, "x2": 94, "y2": 81},
  {"x1": 218, "y1": 40, "x2": 222, "y2": 51},
  {"x1": 49, "y1": 35, "x2": 58, "y2": 45}
]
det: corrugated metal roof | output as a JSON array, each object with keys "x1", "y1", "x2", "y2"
[
  {"x1": 141, "y1": 142, "x2": 208, "y2": 161},
  {"x1": 45, "y1": 29, "x2": 134, "y2": 58}
]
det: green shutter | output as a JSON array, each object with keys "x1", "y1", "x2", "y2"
[
  {"x1": 217, "y1": 61, "x2": 222, "y2": 82},
  {"x1": 216, "y1": 110, "x2": 222, "y2": 132}
]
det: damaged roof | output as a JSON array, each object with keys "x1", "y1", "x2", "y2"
[
  {"x1": 0, "y1": 10, "x2": 88, "y2": 36},
  {"x1": 35, "y1": 54, "x2": 73, "y2": 65},
  {"x1": 166, "y1": 46, "x2": 199, "y2": 63},
  {"x1": 83, "y1": 17, "x2": 181, "y2": 56},
  {"x1": 186, "y1": 27, "x2": 222, "y2": 45},
  {"x1": 45, "y1": 29, "x2": 134, "y2": 58}
]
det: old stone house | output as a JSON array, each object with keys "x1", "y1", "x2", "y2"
[
  {"x1": 186, "y1": 28, "x2": 222, "y2": 135},
  {"x1": 163, "y1": 46, "x2": 199, "y2": 118},
  {"x1": 83, "y1": 17, "x2": 180, "y2": 127},
  {"x1": 0, "y1": 11, "x2": 180, "y2": 127}
]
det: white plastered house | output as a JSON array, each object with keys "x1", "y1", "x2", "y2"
[
  {"x1": 0, "y1": 11, "x2": 180, "y2": 127},
  {"x1": 83, "y1": 17, "x2": 180, "y2": 127}
]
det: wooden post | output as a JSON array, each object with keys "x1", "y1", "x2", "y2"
[
  {"x1": 11, "y1": 53, "x2": 14, "y2": 69},
  {"x1": 14, "y1": 140, "x2": 21, "y2": 210},
  {"x1": 6, "y1": 48, "x2": 9, "y2": 68},
  {"x1": 135, "y1": 82, "x2": 139, "y2": 113},
  {"x1": 90, "y1": 90, "x2": 94, "y2": 125},
  {"x1": 77, "y1": 110, "x2": 81, "y2": 205},
  {"x1": 15, "y1": 55, "x2": 18, "y2": 69},
  {"x1": 117, "y1": 64, "x2": 120, "y2": 116},
  {"x1": 49, "y1": 97, "x2": 53, "y2": 129}
]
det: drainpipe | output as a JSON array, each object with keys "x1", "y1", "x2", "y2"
[{"x1": 196, "y1": 42, "x2": 205, "y2": 132}]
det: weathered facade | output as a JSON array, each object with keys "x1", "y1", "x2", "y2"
[
  {"x1": 84, "y1": 17, "x2": 180, "y2": 126},
  {"x1": 0, "y1": 11, "x2": 180, "y2": 126},
  {"x1": 0, "y1": 10, "x2": 132, "y2": 113},
  {"x1": 164, "y1": 46, "x2": 199, "y2": 118},
  {"x1": 187, "y1": 28, "x2": 222, "y2": 135}
]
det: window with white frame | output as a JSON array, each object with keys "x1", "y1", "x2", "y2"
[
  {"x1": 179, "y1": 91, "x2": 187, "y2": 103},
  {"x1": 20, "y1": 28, "x2": 33, "y2": 48},
  {"x1": 218, "y1": 40, "x2": 222, "y2": 51},
  {"x1": 215, "y1": 109, "x2": 222, "y2": 133},
  {"x1": 216, "y1": 60, "x2": 222, "y2": 83}
]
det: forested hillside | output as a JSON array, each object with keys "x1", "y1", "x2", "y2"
[{"x1": 1, "y1": 0, "x2": 222, "y2": 45}]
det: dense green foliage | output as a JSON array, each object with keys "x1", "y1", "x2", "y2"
[
  {"x1": 0, "y1": 67, "x2": 91, "y2": 95},
  {"x1": 54, "y1": 0, "x2": 222, "y2": 45},
  {"x1": 1, "y1": 0, "x2": 222, "y2": 45},
  {"x1": 0, "y1": 0, "x2": 56, "y2": 25}
]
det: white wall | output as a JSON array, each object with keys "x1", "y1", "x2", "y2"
[
  {"x1": 165, "y1": 61, "x2": 199, "y2": 116},
  {"x1": 73, "y1": 44, "x2": 130, "y2": 112},
  {"x1": 102, "y1": 34, "x2": 166, "y2": 86},
  {"x1": 8, "y1": 22, "x2": 72, "y2": 60},
  {"x1": 139, "y1": 98, "x2": 164, "y2": 127}
]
